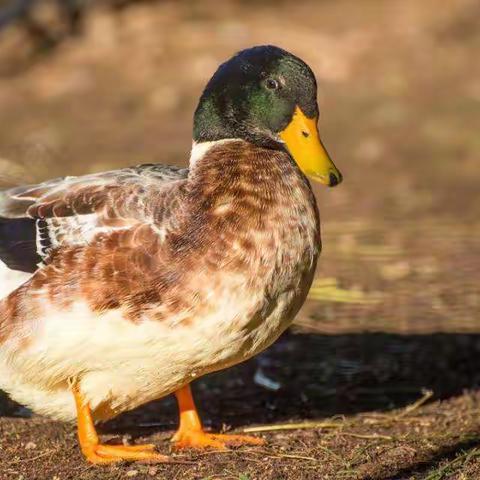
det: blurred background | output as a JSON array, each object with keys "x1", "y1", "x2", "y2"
[{"x1": 0, "y1": 1, "x2": 479, "y2": 478}]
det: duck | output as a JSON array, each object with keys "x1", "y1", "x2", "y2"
[{"x1": 0, "y1": 45, "x2": 342, "y2": 464}]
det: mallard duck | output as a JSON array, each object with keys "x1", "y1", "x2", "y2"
[{"x1": 0, "y1": 45, "x2": 342, "y2": 464}]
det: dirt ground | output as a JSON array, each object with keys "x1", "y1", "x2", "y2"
[{"x1": 0, "y1": 0, "x2": 479, "y2": 479}]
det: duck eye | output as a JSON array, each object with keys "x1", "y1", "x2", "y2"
[{"x1": 265, "y1": 78, "x2": 279, "y2": 90}]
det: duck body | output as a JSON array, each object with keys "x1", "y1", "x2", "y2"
[
  {"x1": 0, "y1": 139, "x2": 319, "y2": 422},
  {"x1": 0, "y1": 46, "x2": 342, "y2": 463}
]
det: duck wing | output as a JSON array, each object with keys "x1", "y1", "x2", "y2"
[{"x1": 0, "y1": 164, "x2": 188, "y2": 274}]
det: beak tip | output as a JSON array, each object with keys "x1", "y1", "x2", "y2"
[{"x1": 329, "y1": 171, "x2": 343, "y2": 187}]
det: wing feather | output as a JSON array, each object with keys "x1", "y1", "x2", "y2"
[{"x1": 0, "y1": 164, "x2": 188, "y2": 273}]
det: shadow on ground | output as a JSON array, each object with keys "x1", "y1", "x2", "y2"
[
  {"x1": 91, "y1": 331, "x2": 480, "y2": 431},
  {"x1": 92, "y1": 330, "x2": 480, "y2": 432}
]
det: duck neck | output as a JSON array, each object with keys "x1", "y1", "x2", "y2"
[{"x1": 187, "y1": 139, "x2": 310, "y2": 204}]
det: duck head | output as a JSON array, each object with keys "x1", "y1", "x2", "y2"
[{"x1": 193, "y1": 45, "x2": 342, "y2": 187}]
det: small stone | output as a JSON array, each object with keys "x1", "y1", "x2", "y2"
[
  {"x1": 25, "y1": 442, "x2": 37, "y2": 450},
  {"x1": 148, "y1": 467, "x2": 158, "y2": 476},
  {"x1": 126, "y1": 470, "x2": 139, "y2": 478}
]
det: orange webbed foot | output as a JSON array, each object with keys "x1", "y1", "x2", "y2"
[
  {"x1": 172, "y1": 384, "x2": 265, "y2": 451},
  {"x1": 83, "y1": 443, "x2": 169, "y2": 464},
  {"x1": 70, "y1": 379, "x2": 170, "y2": 465},
  {"x1": 172, "y1": 429, "x2": 265, "y2": 451}
]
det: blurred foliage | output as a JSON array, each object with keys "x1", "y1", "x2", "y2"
[{"x1": 308, "y1": 277, "x2": 382, "y2": 305}]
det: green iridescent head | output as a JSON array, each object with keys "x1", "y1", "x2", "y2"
[{"x1": 193, "y1": 45, "x2": 342, "y2": 186}]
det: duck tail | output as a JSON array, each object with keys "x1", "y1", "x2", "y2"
[{"x1": 0, "y1": 216, "x2": 40, "y2": 273}]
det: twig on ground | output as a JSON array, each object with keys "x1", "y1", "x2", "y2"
[
  {"x1": 399, "y1": 388, "x2": 434, "y2": 417},
  {"x1": 6, "y1": 449, "x2": 58, "y2": 465},
  {"x1": 268, "y1": 453, "x2": 318, "y2": 462},
  {"x1": 339, "y1": 432, "x2": 393, "y2": 441},
  {"x1": 242, "y1": 421, "x2": 342, "y2": 433},
  {"x1": 360, "y1": 389, "x2": 434, "y2": 426}
]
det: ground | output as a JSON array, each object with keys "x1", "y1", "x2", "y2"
[{"x1": 0, "y1": 0, "x2": 479, "y2": 479}]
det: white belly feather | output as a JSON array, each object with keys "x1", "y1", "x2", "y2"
[{"x1": 0, "y1": 284, "x2": 299, "y2": 422}]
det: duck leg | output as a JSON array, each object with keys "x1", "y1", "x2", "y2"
[
  {"x1": 171, "y1": 383, "x2": 264, "y2": 450},
  {"x1": 71, "y1": 380, "x2": 169, "y2": 464}
]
